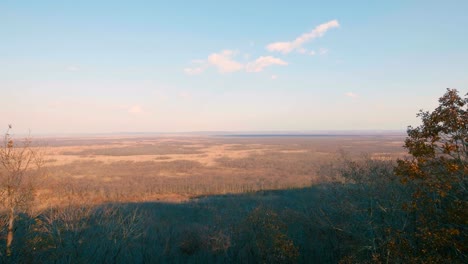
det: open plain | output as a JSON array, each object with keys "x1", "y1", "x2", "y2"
[{"x1": 35, "y1": 134, "x2": 407, "y2": 208}]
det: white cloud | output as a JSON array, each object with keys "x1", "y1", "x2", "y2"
[
  {"x1": 345, "y1": 92, "x2": 358, "y2": 98},
  {"x1": 246, "y1": 56, "x2": 288, "y2": 72},
  {"x1": 266, "y1": 20, "x2": 339, "y2": 54},
  {"x1": 128, "y1": 105, "x2": 144, "y2": 114},
  {"x1": 207, "y1": 50, "x2": 244, "y2": 73},
  {"x1": 185, "y1": 51, "x2": 288, "y2": 75},
  {"x1": 271, "y1": 75, "x2": 278, "y2": 80},
  {"x1": 293, "y1": 48, "x2": 318, "y2": 55},
  {"x1": 184, "y1": 59, "x2": 208, "y2": 75}
]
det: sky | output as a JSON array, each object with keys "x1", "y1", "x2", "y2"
[{"x1": 1, "y1": 0, "x2": 467, "y2": 134}]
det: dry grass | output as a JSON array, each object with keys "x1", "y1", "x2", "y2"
[{"x1": 32, "y1": 135, "x2": 406, "y2": 208}]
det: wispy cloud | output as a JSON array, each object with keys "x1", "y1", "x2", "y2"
[
  {"x1": 184, "y1": 51, "x2": 287, "y2": 75},
  {"x1": 183, "y1": 67, "x2": 204, "y2": 75},
  {"x1": 207, "y1": 50, "x2": 244, "y2": 73},
  {"x1": 183, "y1": 59, "x2": 208, "y2": 75},
  {"x1": 183, "y1": 20, "x2": 339, "y2": 75},
  {"x1": 266, "y1": 20, "x2": 339, "y2": 54},
  {"x1": 345, "y1": 92, "x2": 358, "y2": 98},
  {"x1": 246, "y1": 56, "x2": 288, "y2": 72}
]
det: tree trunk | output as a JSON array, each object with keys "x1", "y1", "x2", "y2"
[{"x1": 6, "y1": 207, "x2": 14, "y2": 257}]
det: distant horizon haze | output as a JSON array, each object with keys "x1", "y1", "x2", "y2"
[
  {"x1": 8, "y1": 129, "x2": 407, "y2": 139},
  {"x1": 1, "y1": 1, "x2": 466, "y2": 134}
]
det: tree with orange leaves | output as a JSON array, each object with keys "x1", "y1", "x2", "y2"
[{"x1": 394, "y1": 88, "x2": 467, "y2": 263}]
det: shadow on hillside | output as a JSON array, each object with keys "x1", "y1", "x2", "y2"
[{"x1": 4, "y1": 182, "x2": 408, "y2": 263}]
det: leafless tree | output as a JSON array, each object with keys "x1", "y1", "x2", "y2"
[{"x1": 0, "y1": 125, "x2": 45, "y2": 257}]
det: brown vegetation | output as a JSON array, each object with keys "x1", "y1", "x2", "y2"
[
  {"x1": 0, "y1": 126, "x2": 46, "y2": 256},
  {"x1": 33, "y1": 135, "x2": 406, "y2": 207},
  {"x1": 1, "y1": 89, "x2": 465, "y2": 263}
]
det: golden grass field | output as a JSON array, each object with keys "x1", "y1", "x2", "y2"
[{"x1": 34, "y1": 134, "x2": 407, "y2": 209}]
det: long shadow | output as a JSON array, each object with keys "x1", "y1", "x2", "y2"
[{"x1": 3, "y1": 183, "x2": 408, "y2": 264}]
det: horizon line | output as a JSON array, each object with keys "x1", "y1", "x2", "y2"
[{"x1": 19, "y1": 129, "x2": 407, "y2": 138}]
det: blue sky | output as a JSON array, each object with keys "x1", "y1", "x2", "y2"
[{"x1": 1, "y1": 0, "x2": 467, "y2": 133}]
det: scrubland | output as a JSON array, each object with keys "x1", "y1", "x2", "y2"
[
  {"x1": 35, "y1": 135, "x2": 406, "y2": 206},
  {"x1": 1, "y1": 134, "x2": 465, "y2": 263}
]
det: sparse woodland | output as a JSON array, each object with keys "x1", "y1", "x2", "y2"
[{"x1": 0, "y1": 89, "x2": 466, "y2": 263}]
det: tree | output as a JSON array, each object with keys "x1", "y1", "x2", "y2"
[
  {"x1": 0, "y1": 125, "x2": 45, "y2": 257},
  {"x1": 317, "y1": 154, "x2": 411, "y2": 263},
  {"x1": 394, "y1": 88, "x2": 467, "y2": 263}
]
